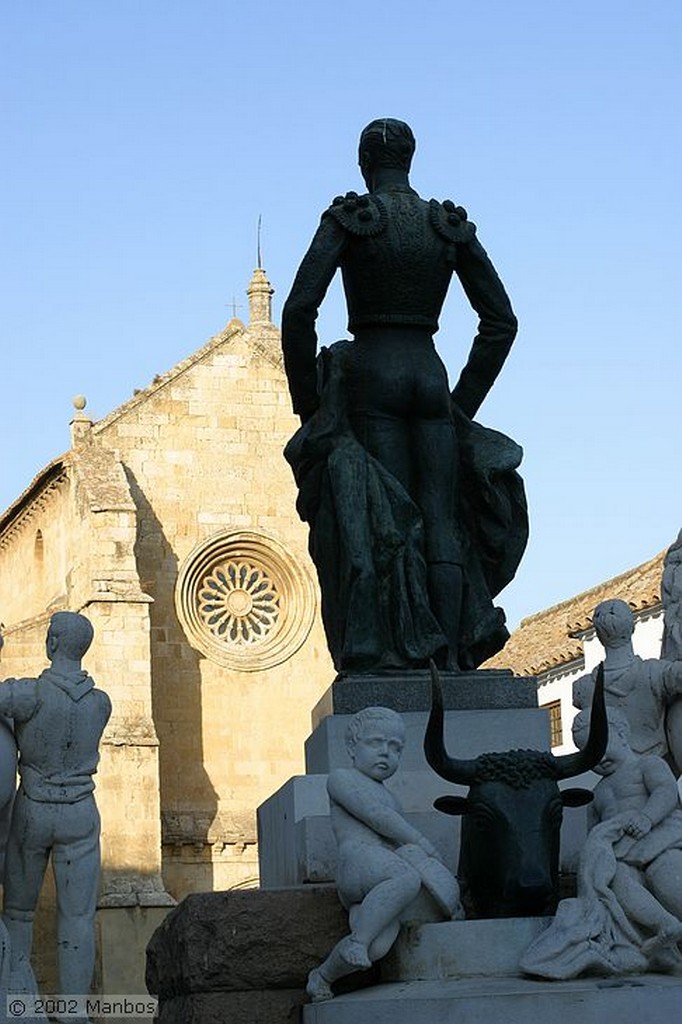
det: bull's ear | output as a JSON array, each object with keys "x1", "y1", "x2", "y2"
[
  {"x1": 560, "y1": 788, "x2": 594, "y2": 808},
  {"x1": 434, "y1": 795, "x2": 468, "y2": 816}
]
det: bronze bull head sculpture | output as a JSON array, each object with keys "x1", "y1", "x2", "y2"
[{"x1": 424, "y1": 662, "x2": 607, "y2": 918}]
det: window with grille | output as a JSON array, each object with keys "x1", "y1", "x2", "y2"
[{"x1": 543, "y1": 700, "x2": 563, "y2": 748}]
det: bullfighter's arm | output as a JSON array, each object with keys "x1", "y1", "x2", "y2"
[
  {"x1": 281, "y1": 216, "x2": 347, "y2": 422},
  {"x1": 451, "y1": 234, "x2": 518, "y2": 419}
]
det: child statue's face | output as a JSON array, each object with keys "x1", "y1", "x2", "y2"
[{"x1": 351, "y1": 723, "x2": 404, "y2": 781}]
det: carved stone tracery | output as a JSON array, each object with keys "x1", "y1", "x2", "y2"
[
  {"x1": 176, "y1": 530, "x2": 315, "y2": 671},
  {"x1": 198, "y1": 560, "x2": 280, "y2": 647}
]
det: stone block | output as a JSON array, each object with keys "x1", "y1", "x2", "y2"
[
  {"x1": 305, "y1": 708, "x2": 550, "y2": 773},
  {"x1": 311, "y1": 669, "x2": 538, "y2": 727},
  {"x1": 295, "y1": 815, "x2": 337, "y2": 883},
  {"x1": 290, "y1": 810, "x2": 460, "y2": 886},
  {"x1": 145, "y1": 886, "x2": 348, "y2": 998},
  {"x1": 380, "y1": 917, "x2": 550, "y2": 981},
  {"x1": 156, "y1": 989, "x2": 306, "y2": 1024},
  {"x1": 257, "y1": 776, "x2": 328, "y2": 888},
  {"x1": 258, "y1": 773, "x2": 461, "y2": 887}
]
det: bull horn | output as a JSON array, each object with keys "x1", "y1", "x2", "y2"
[
  {"x1": 424, "y1": 660, "x2": 478, "y2": 785},
  {"x1": 554, "y1": 663, "x2": 607, "y2": 780}
]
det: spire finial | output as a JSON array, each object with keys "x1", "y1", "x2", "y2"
[
  {"x1": 70, "y1": 394, "x2": 92, "y2": 446},
  {"x1": 247, "y1": 266, "x2": 274, "y2": 325}
]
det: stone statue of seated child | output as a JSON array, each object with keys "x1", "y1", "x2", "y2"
[
  {"x1": 576, "y1": 707, "x2": 682, "y2": 956},
  {"x1": 521, "y1": 706, "x2": 682, "y2": 979},
  {"x1": 307, "y1": 706, "x2": 462, "y2": 1002}
]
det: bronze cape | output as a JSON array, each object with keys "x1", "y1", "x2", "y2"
[{"x1": 285, "y1": 340, "x2": 528, "y2": 672}]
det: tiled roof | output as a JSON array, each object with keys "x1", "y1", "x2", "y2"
[{"x1": 485, "y1": 550, "x2": 665, "y2": 676}]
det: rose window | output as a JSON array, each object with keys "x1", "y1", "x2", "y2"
[
  {"x1": 175, "y1": 530, "x2": 316, "y2": 671},
  {"x1": 198, "y1": 561, "x2": 280, "y2": 645}
]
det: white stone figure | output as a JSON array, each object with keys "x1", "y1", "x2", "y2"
[
  {"x1": 662, "y1": 529, "x2": 682, "y2": 661},
  {"x1": 521, "y1": 707, "x2": 682, "y2": 979},
  {"x1": 0, "y1": 715, "x2": 16, "y2": 1024},
  {"x1": 0, "y1": 714, "x2": 17, "y2": 880},
  {"x1": 0, "y1": 612, "x2": 111, "y2": 1023},
  {"x1": 306, "y1": 706, "x2": 462, "y2": 1002},
  {"x1": 573, "y1": 599, "x2": 682, "y2": 774},
  {"x1": 661, "y1": 530, "x2": 682, "y2": 774}
]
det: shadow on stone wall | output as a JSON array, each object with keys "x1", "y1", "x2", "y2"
[{"x1": 124, "y1": 468, "x2": 219, "y2": 897}]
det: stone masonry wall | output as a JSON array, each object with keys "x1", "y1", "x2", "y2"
[
  {"x1": 0, "y1": 473, "x2": 72, "y2": 642},
  {"x1": 94, "y1": 320, "x2": 333, "y2": 895}
]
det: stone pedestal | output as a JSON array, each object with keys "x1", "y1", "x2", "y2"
[
  {"x1": 311, "y1": 669, "x2": 537, "y2": 724},
  {"x1": 149, "y1": 669, "x2": 679, "y2": 1024},
  {"x1": 147, "y1": 890, "x2": 682, "y2": 1024},
  {"x1": 258, "y1": 670, "x2": 552, "y2": 889}
]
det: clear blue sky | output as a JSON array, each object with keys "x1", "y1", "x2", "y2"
[{"x1": 2, "y1": 1, "x2": 681, "y2": 630}]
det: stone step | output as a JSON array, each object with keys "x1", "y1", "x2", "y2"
[
  {"x1": 381, "y1": 917, "x2": 550, "y2": 981},
  {"x1": 303, "y1": 974, "x2": 682, "y2": 1024}
]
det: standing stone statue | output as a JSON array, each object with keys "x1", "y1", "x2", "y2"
[
  {"x1": 573, "y1": 598, "x2": 682, "y2": 775},
  {"x1": 0, "y1": 712, "x2": 16, "y2": 1020},
  {"x1": 521, "y1": 707, "x2": 682, "y2": 979},
  {"x1": 306, "y1": 706, "x2": 462, "y2": 1002},
  {"x1": 282, "y1": 118, "x2": 527, "y2": 673},
  {"x1": 662, "y1": 529, "x2": 682, "y2": 662},
  {"x1": 0, "y1": 612, "x2": 111, "y2": 1021},
  {"x1": 661, "y1": 530, "x2": 682, "y2": 773}
]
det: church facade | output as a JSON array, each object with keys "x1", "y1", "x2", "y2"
[{"x1": 0, "y1": 269, "x2": 334, "y2": 991}]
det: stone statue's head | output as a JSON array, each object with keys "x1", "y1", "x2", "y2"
[
  {"x1": 592, "y1": 599, "x2": 634, "y2": 649},
  {"x1": 358, "y1": 118, "x2": 416, "y2": 183},
  {"x1": 346, "y1": 706, "x2": 406, "y2": 781},
  {"x1": 46, "y1": 611, "x2": 94, "y2": 662}
]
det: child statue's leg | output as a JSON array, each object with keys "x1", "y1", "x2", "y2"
[
  {"x1": 612, "y1": 862, "x2": 682, "y2": 940},
  {"x1": 307, "y1": 863, "x2": 421, "y2": 1001}
]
